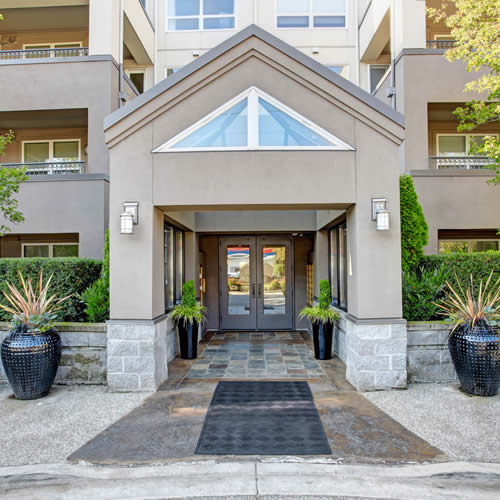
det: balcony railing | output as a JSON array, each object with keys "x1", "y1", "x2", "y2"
[
  {"x1": 1, "y1": 161, "x2": 86, "y2": 175},
  {"x1": 426, "y1": 40, "x2": 456, "y2": 49},
  {"x1": 430, "y1": 156, "x2": 496, "y2": 170},
  {"x1": 0, "y1": 47, "x2": 89, "y2": 61}
]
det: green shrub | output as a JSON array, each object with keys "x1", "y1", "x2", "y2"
[
  {"x1": 181, "y1": 279, "x2": 196, "y2": 308},
  {"x1": 299, "y1": 279, "x2": 339, "y2": 324},
  {"x1": 400, "y1": 175, "x2": 428, "y2": 272},
  {"x1": 169, "y1": 280, "x2": 206, "y2": 325},
  {"x1": 0, "y1": 258, "x2": 101, "y2": 323},
  {"x1": 402, "y1": 264, "x2": 450, "y2": 321},
  {"x1": 80, "y1": 230, "x2": 109, "y2": 323},
  {"x1": 319, "y1": 279, "x2": 331, "y2": 310}
]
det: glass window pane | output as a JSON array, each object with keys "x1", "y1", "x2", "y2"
[
  {"x1": 227, "y1": 246, "x2": 250, "y2": 315},
  {"x1": 258, "y1": 97, "x2": 331, "y2": 146},
  {"x1": 263, "y1": 246, "x2": 286, "y2": 315},
  {"x1": 173, "y1": 98, "x2": 248, "y2": 148},
  {"x1": 277, "y1": 16, "x2": 309, "y2": 27},
  {"x1": 339, "y1": 225, "x2": 347, "y2": 308},
  {"x1": 53, "y1": 141, "x2": 79, "y2": 160},
  {"x1": 439, "y1": 241, "x2": 468, "y2": 253},
  {"x1": 24, "y1": 45, "x2": 50, "y2": 58},
  {"x1": 438, "y1": 136, "x2": 466, "y2": 155},
  {"x1": 277, "y1": 0, "x2": 309, "y2": 13},
  {"x1": 327, "y1": 65, "x2": 343, "y2": 74},
  {"x1": 53, "y1": 244, "x2": 78, "y2": 257},
  {"x1": 130, "y1": 72, "x2": 145, "y2": 93},
  {"x1": 169, "y1": 0, "x2": 199, "y2": 16},
  {"x1": 468, "y1": 135, "x2": 488, "y2": 153},
  {"x1": 167, "y1": 68, "x2": 180, "y2": 77},
  {"x1": 313, "y1": 15, "x2": 345, "y2": 27},
  {"x1": 24, "y1": 142, "x2": 50, "y2": 162},
  {"x1": 330, "y1": 229, "x2": 338, "y2": 304},
  {"x1": 370, "y1": 65, "x2": 389, "y2": 93},
  {"x1": 23, "y1": 245, "x2": 49, "y2": 258},
  {"x1": 165, "y1": 227, "x2": 175, "y2": 309},
  {"x1": 313, "y1": 0, "x2": 345, "y2": 12},
  {"x1": 168, "y1": 18, "x2": 199, "y2": 30},
  {"x1": 175, "y1": 231, "x2": 183, "y2": 302},
  {"x1": 203, "y1": 0, "x2": 234, "y2": 15},
  {"x1": 203, "y1": 17, "x2": 235, "y2": 29},
  {"x1": 471, "y1": 240, "x2": 499, "y2": 252}
]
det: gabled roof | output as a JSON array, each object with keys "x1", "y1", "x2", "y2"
[{"x1": 104, "y1": 24, "x2": 404, "y2": 131}]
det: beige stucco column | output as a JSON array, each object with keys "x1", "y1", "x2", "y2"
[{"x1": 89, "y1": 0, "x2": 121, "y2": 62}]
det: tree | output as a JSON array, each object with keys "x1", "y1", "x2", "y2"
[
  {"x1": 0, "y1": 131, "x2": 28, "y2": 235},
  {"x1": 400, "y1": 175, "x2": 428, "y2": 273},
  {"x1": 427, "y1": 0, "x2": 500, "y2": 181}
]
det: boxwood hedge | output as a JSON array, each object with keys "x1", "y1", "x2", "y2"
[{"x1": 0, "y1": 258, "x2": 102, "y2": 323}]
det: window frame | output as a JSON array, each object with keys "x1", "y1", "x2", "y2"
[
  {"x1": 165, "y1": 67, "x2": 181, "y2": 78},
  {"x1": 22, "y1": 242, "x2": 79, "y2": 258},
  {"x1": 164, "y1": 222, "x2": 185, "y2": 311},
  {"x1": 153, "y1": 86, "x2": 355, "y2": 152},
  {"x1": 22, "y1": 42, "x2": 83, "y2": 58},
  {"x1": 436, "y1": 133, "x2": 498, "y2": 156},
  {"x1": 438, "y1": 239, "x2": 500, "y2": 254},
  {"x1": 22, "y1": 139, "x2": 82, "y2": 163},
  {"x1": 328, "y1": 223, "x2": 348, "y2": 311},
  {"x1": 368, "y1": 64, "x2": 390, "y2": 94},
  {"x1": 166, "y1": 0, "x2": 237, "y2": 32},
  {"x1": 125, "y1": 69, "x2": 146, "y2": 93},
  {"x1": 275, "y1": 0, "x2": 348, "y2": 30}
]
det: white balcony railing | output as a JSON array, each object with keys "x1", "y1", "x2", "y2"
[
  {"x1": 430, "y1": 156, "x2": 496, "y2": 170},
  {"x1": 426, "y1": 40, "x2": 456, "y2": 49},
  {"x1": 0, "y1": 47, "x2": 89, "y2": 61},
  {"x1": 1, "y1": 161, "x2": 86, "y2": 175}
]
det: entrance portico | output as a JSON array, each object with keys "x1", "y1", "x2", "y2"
[{"x1": 104, "y1": 25, "x2": 406, "y2": 393}]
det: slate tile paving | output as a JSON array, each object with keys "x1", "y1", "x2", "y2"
[{"x1": 186, "y1": 331, "x2": 327, "y2": 379}]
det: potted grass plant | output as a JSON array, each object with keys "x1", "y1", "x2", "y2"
[
  {"x1": 299, "y1": 279, "x2": 339, "y2": 360},
  {"x1": 0, "y1": 271, "x2": 70, "y2": 400},
  {"x1": 436, "y1": 271, "x2": 500, "y2": 397},
  {"x1": 169, "y1": 280, "x2": 207, "y2": 359}
]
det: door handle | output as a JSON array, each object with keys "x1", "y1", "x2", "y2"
[
  {"x1": 258, "y1": 283, "x2": 263, "y2": 298},
  {"x1": 251, "y1": 283, "x2": 256, "y2": 298}
]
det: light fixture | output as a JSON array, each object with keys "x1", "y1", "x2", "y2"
[
  {"x1": 192, "y1": 50, "x2": 200, "y2": 57},
  {"x1": 120, "y1": 202, "x2": 139, "y2": 235},
  {"x1": 312, "y1": 47, "x2": 319, "y2": 54},
  {"x1": 371, "y1": 198, "x2": 390, "y2": 231}
]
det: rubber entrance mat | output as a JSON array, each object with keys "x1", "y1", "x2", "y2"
[{"x1": 195, "y1": 381, "x2": 332, "y2": 455}]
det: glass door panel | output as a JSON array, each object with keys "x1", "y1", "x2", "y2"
[
  {"x1": 262, "y1": 246, "x2": 286, "y2": 315},
  {"x1": 227, "y1": 246, "x2": 250, "y2": 315}
]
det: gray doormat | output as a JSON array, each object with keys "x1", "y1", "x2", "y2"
[{"x1": 195, "y1": 381, "x2": 332, "y2": 455}]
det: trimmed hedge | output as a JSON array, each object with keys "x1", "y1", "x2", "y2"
[{"x1": 0, "y1": 258, "x2": 102, "y2": 323}]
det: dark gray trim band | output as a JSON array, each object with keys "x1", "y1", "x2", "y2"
[
  {"x1": 105, "y1": 24, "x2": 405, "y2": 130},
  {"x1": 0, "y1": 55, "x2": 118, "y2": 67},
  {"x1": 27, "y1": 174, "x2": 110, "y2": 183}
]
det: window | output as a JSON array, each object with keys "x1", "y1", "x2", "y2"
[
  {"x1": 437, "y1": 134, "x2": 492, "y2": 156},
  {"x1": 154, "y1": 87, "x2": 354, "y2": 152},
  {"x1": 329, "y1": 224, "x2": 348, "y2": 309},
  {"x1": 128, "y1": 71, "x2": 145, "y2": 93},
  {"x1": 22, "y1": 243, "x2": 78, "y2": 258},
  {"x1": 439, "y1": 239, "x2": 499, "y2": 254},
  {"x1": 277, "y1": 0, "x2": 346, "y2": 29},
  {"x1": 23, "y1": 42, "x2": 83, "y2": 58},
  {"x1": 23, "y1": 139, "x2": 81, "y2": 163},
  {"x1": 167, "y1": 0, "x2": 235, "y2": 31},
  {"x1": 164, "y1": 223, "x2": 185, "y2": 310},
  {"x1": 326, "y1": 65, "x2": 349, "y2": 78},
  {"x1": 166, "y1": 67, "x2": 181, "y2": 78},
  {"x1": 369, "y1": 64, "x2": 390, "y2": 93}
]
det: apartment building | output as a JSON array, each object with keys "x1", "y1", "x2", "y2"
[{"x1": 0, "y1": 0, "x2": 155, "y2": 258}]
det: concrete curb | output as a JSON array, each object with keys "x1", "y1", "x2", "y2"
[{"x1": 0, "y1": 461, "x2": 499, "y2": 499}]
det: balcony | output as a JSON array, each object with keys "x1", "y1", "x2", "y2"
[
  {"x1": 0, "y1": 47, "x2": 89, "y2": 61},
  {"x1": 1, "y1": 161, "x2": 86, "y2": 176},
  {"x1": 426, "y1": 40, "x2": 456, "y2": 49},
  {"x1": 429, "y1": 156, "x2": 496, "y2": 170}
]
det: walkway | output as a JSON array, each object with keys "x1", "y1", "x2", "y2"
[{"x1": 68, "y1": 331, "x2": 446, "y2": 465}]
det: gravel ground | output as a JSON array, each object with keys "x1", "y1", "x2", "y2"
[
  {"x1": 0, "y1": 384, "x2": 149, "y2": 466},
  {"x1": 365, "y1": 383, "x2": 500, "y2": 463}
]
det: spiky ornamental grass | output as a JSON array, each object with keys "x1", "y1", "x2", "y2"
[
  {"x1": 435, "y1": 270, "x2": 500, "y2": 334},
  {"x1": 169, "y1": 280, "x2": 207, "y2": 326},
  {"x1": 0, "y1": 271, "x2": 71, "y2": 333},
  {"x1": 299, "y1": 279, "x2": 339, "y2": 325}
]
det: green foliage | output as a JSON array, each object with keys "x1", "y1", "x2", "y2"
[
  {"x1": 169, "y1": 280, "x2": 207, "y2": 325},
  {"x1": 80, "y1": 231, "x2": 109, "y2": 322},
  {"x1": 299, "y1": 279, "x2": 339, "y2": 324},
  {"x1": 400, "y1": 175, "x2": 428, "y2": 272},
  {"x1": 0, "y1": 258, "x2": 101, "y2": 323},
  {"x1": 402, "y1": 265, "x2": 450, "y2": 321},
  {"x1": 0, "y1": 131, "x2": 28, "y2": 235}
]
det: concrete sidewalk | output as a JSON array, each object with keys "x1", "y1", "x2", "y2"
[{"x1": 1, "y1": 461, "x2": 499, "y2": 499}]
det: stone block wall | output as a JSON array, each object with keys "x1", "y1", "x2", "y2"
[
  {"x1": 0, "y1": 323, "x2": 106, "y2": 385},
  {"x1": 407, "y1": 322, "x2": 457, "y2": 383}
]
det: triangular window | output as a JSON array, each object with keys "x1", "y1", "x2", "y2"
[{"x1": 154, "y1": 87, "x2": 354, "y2": 152}]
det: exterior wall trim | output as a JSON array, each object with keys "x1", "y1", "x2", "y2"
[
  {"x1": 0, "y1": 55, "x2": 119, "y2": 68},
  {"x1": 410, "y1": 169, "x2": 496, "y2": 178},
  {"x1": 26, "y1": 174, "x2": 110, "y2": 183}
]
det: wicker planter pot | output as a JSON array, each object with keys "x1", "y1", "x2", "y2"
[
  {"x1": 311, "y1": 322, "x2": 334, "y2": 360},
  {"x1": 448, "y1": 322, "x2": 500, "y2": 397},
  {"x1": 178, "y1": 321, "x2": 199, "y2": 360},
  {"x1": 1, "y1": 328, "x2": 61, "y2": 400}
]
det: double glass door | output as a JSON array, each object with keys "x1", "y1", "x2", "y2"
[{"x1": 219, "y1": 236, "x2": 293, "y2": 330}]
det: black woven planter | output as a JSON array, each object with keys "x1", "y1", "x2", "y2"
[
  {"x1": 178, "y1": 321, "x2": 199, "y2": 359},
  {"x1": 448, "y1": 321, "x2": 500, "y2": 397},
  {"x1": 312, "y1": 322, "x2": 333, "y2": 360},
  {"x1": 1, "y1": 328, "x2": 61, "y2": 400}
]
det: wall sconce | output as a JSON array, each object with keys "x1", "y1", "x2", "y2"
[
  {"x1": 120, "y1": 202, "x2": 139, "y2": 235},
  {"x1": 192, "y1": 50, "x2": 200, "y2": 57},
  {"x1": 312, "y1": 47, "x2": 319, "y2": 54},
  {"x1": 371, "y1": 198, "x2": 390, "y2": 231}
]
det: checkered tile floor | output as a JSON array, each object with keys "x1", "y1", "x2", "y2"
[{"x1": 186, "y1": 331, "x2": 327, "y2": 379}]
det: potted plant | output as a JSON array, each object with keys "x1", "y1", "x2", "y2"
[
  {"x1": 169, "y1": 280, "x2": 207, "y2": 359},
  {"x1": 0, "y1": 272, "x2": 70, "y2": 400},
  {"x1": 436, "y1": 271, "x2": 500, "y2": 396},
  {"x1": 299, "y1": 279, "x2": 339, "y2": 360}
]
